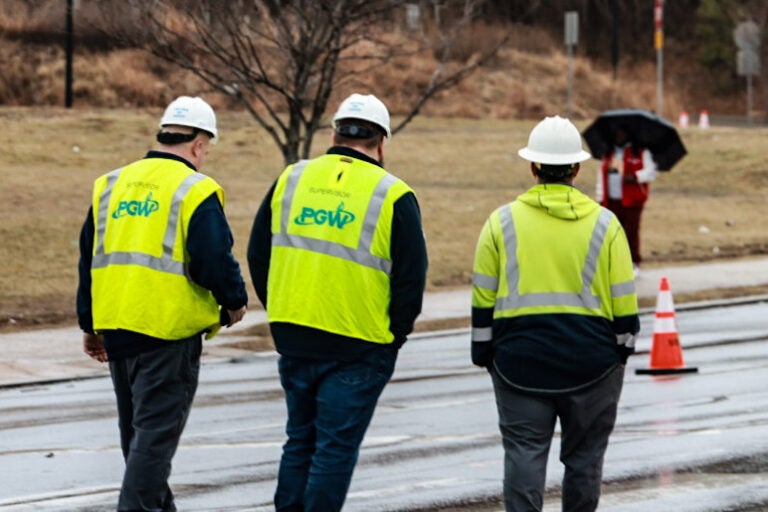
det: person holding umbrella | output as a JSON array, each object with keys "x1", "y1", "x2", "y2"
[
  {"x1": 583, "y1": 109, "x2": 688, "y2": 276},
  {"x1": 596, "y1": 126, "x2": 657, "y2": 275}
]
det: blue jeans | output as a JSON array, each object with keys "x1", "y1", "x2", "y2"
[{"x1": 274, "y1": 347, "x2": 397, "y2": 512}]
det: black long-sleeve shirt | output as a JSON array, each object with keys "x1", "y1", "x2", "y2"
[
  {"x1": 247, "y1": 146, "x2": 428, "y2": 360},
  {"x1": 76, "y1": 151, "x2": 248, "y2": 359}
]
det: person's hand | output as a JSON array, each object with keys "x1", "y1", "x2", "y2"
[
  {"x1": 623, "y1": 173, "x2": 637, "y2": 184},
  {"x1": 83, "y1": 332, "x2": 107, "y2": 363},
  {"x1": 635, "y1": 168, "x2": 657, "y2": 183},
  {"x1": 225, "y1": 306, "x2": 247, "y2": 327}
]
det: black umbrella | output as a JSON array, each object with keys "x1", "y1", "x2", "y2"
[{"x1": 582, "y1": 108, "x2": 687, "y2": 171}]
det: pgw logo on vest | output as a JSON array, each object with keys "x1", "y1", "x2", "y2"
[
  {"x1": 111, "y1": 192, "x2": 160, "y2": 219},
  {"x1": 294, "y1": 202, "x2": 355, "y2": 229}
]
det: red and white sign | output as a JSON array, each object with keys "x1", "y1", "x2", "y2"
[{"x1": 654, "y1": 0, "x2": 663, "y2": 30}]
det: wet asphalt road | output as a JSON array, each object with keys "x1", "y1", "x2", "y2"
[{"x1": 2, "y1": 300, "x2": 768, "y2": 511}]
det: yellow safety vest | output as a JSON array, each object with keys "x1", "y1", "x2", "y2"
[
  {"x1": 268, "y1": 154, "x2": 413, "y2": 344},
  {"x1": 472, "y1": 186, "x2": 637, "y2": 327},
  {"x1": 90, "y1": 157, "x2": 225, "y2": 340}
]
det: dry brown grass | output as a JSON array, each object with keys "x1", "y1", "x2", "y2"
[{"x1": 1, "y1": 107, "x2": 768, "y2": 333}]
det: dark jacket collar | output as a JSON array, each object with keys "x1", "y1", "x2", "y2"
[
  {"x1": 326, "y1": 146, "x2": 382, "y2": 168},
  {"x1": 145, "y1": 150, "x2": 197, "y2": 172}
]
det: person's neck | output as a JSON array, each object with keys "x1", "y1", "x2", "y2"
[
  {"x1": 348, "y1": 145, "x2": 379, "y2": 162},
  {"x1": 537, "y1": 179, "x2": 574, "y2": 186},
  {"x1": 149, "y1": 147, "x2": 198, "y2": 171},
  {"x1": 156, "y1": 144, "x2": 192, "y2": 160}
]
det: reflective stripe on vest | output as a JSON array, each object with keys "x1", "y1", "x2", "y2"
[
  {"x1": 92, "y1": 167, "x2": 207, "y2": 276},
  {"x1": 272, "y1": 160, "x2": 396, "y2": 274},
  {"x1": 472, "y1": 326, "x2": 493, "y2": 342},
  {"x1": 494, "y1": 207, "x2": 614, "y2": 310},
  {"x1": 472, "y1": 272, "x2": 499, "y2": 292}
]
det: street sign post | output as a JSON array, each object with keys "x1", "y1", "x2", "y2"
[
  {"x1": 734, "y1": 21, "x2": 761, "y2": 125},
  {"x1": 565, "y1": 11, "x2": 578, "y2": 118},
  {"x1": 654, "y1": 0, "x2": 664, "y2": 118}
]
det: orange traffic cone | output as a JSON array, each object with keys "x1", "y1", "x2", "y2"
[
  {"x1": 698, "y1": 109, "x2": 710, "y2": 129},
  {"x1": 635, "y1": 277, "x2": 698, "y2": 375},
  {"x1": 678, "y1": 110, "x2": 689, "y2": 128}
]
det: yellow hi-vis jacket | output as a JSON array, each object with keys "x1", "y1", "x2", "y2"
[
  {"x1": 90, "y1": 157, "x2": 224, "y2": 340},
  {"x1": 471, "y1": 184, "x2": 639, "y2": 393},
  {"x1": 268, "y1": 154, "x2": 413, "y2": 344}
]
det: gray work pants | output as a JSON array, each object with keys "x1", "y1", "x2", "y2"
[
  {"x1": 491, "y1": 366, "x2": 624, "y2": 512},
  {"x1": 109, "y1": 335, "x2": 202, "y2": 512}
]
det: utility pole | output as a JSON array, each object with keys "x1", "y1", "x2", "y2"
[
  {"x1": 611, "y1": 0, "x2": 619, "y2": 79},
  {"x1": 654, "y1": 0, "x2": 664, "y2": 117},
  {"x1": 65, "y1": 0, "x2": 74, "y2": 108}
]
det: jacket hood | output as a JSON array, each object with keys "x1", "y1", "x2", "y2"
[{"x1": 517, "y1": 184, "x2": 599, "y2": 220}]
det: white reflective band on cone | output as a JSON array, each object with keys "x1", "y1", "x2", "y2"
[{"x1": 653, "y1": 316, "x2": 677, "y2": 334}]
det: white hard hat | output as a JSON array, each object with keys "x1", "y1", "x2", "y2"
[
  {"x1": 332, "y1": 93, "x2": 391, "y2": 139},
  {"x1": 517, "y1": 115, "x2": 591, "y2": 165},
  {"x1": 159, "y1": 96, "x2": 218, "y2": 143}
]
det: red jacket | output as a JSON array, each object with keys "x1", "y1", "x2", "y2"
[{"x1": 600, "y1": 146, "x2": 649, "y2": 207}]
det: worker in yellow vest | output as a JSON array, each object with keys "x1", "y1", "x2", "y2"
[
  {"x1": 471, "y1": 116, "x2": 639, "y2": 512},
  {"x1": 247, "y1": 93, "x2": 428, "y2": 511},
  {"x1": 77, "y1": 96, "x2": 248, "y2": 511}
]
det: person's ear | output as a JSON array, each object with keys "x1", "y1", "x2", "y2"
[
  {"x1": 572, "y1": 163, "x2": 580, "y2": 178},
  {"x1": 377, "y1": 137, "x2": 385, "y2": 162},
  {"x1": 191, "y1": 138, "x2": 204, "y2": 159},
  {"x1": 530, "y1": 163, "x2": 538, "y2": 179},
  {"x1": 191, "y1": 136, "x2": 210, "y2": 162}
]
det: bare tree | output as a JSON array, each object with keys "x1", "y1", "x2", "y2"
[{"x1": 108, "y1": 0, "x2": 507, "y2": 165}]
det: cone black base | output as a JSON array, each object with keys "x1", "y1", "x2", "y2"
[{"x1": 635, "y1": 367, "x2": 698, "y2": 375}]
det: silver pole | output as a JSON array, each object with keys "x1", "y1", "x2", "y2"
[
  {"x1": 747, "y1": 73, "x2": 754, "y2": 126},
  {"x1": 567, "y1": 44, "x2": 574, "y2": 118},
  {"x1": 656, "y1": 47, "x2": 663, "y2": 116},
  {"x1": 564, "y1": 11, "x2": 578, "y2": 119}
]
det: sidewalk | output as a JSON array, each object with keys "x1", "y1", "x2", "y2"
[{"x1": 2, "y1": 257, "x2": 768, "y2": 388}]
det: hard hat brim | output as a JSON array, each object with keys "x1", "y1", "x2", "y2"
[{"x1": 517, "y1": 148, "x2": 591, "y2": 165}]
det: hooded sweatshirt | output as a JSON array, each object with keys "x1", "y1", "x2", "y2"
[{"x1": 471, "y1": 184, "x2": 639, "y2": 395}]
